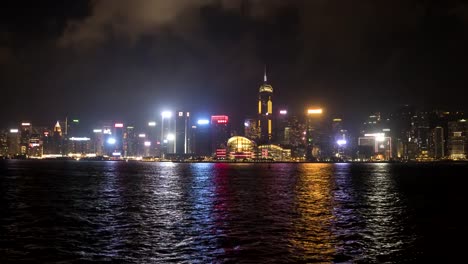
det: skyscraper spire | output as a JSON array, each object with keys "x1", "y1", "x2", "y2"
[{"x1": 264, "y1": 64, "x2": 267, "y2": 83}]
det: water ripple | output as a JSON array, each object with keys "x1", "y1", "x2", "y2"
[{"x1": 2, "y1": 160, "x2": 468, "y2": 262}]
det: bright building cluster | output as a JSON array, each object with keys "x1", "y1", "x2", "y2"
[{"x1": 0, "y1": 74, "x2": 467, "y2": 162}]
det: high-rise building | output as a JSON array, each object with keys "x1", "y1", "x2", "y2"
[
  {"x1": 305, "y1": 108, "x2": 325, "y2": 161},
  {"x1": 192, "y1": 119, "x2": 211, "y2": 157},
  {"x1": 160, "y1": 111, "x2": 174, "y2": 157},
  {"x1": 52, "y1": 121, "x2": 63, "y2": 155},
  {"x1": 113, "y1": 122, "x2": 124, "y2": 157},
  {"x1": 175, "y1": 111, "x2": 191, "y2": 154},
  {"x1": 257, "y1": 68, "x2": 273, "y2": 143},
  {"x1": 448, "y1": 119, "x2": 467, "y2": 160},
  {"x1": 430, "y1": 126, "x2": 444, "y2": 159},
  {"x1": 244, "y1": 118, "x2": 260, "y2": 141},
  {"x1": 124, "y1": 126, "x2": 137, "y2": 157},
  {"x1": 275, "y1": 109, "x2": 289, "y2": 145},
  {"x1": 91, "y1": 128, "x2": 104, "y2": 156},
  {"x1": 67, "y1": 118, "x2": 81, "y2": 137},
  {"x1": 358, "y1": 133, "x2": 392, "y2": 161},
  {"x1": 413, "y1": 113, "x2": 431, "y2": 159},
  {"x1": 7, "y1": 128, "x2": 20, "y2": 157},
  {"x1": 211, "y1": 115, "x2": 230, "y2": 157},
  {"x1": 28, "y1": 133, "x2": 43, "y2": 157},
  {"x1": 20, "y1": 122, "x2": 32, "y2": 155},
  {"x1": 331, "y1": 118, "x2": 350, "y2": 159},
  {"x1": 146, "y1": 121, "x2": 158, "y2": 157},
  {"x1": 0, "y1": 129, "x2": 8, "y2": 157}
]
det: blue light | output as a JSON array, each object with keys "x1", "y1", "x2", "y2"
[
  {"x1": 337, "y1": 139, "x2": 347, "y2": 146},
  {"x1": 107, "y1": 137, "x2": 116, "y2": 145},
  {"x1": 197, "y1": 119, "x2": 209, "y2": 125}
]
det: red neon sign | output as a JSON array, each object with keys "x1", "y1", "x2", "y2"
[{"x1": 211, "y1": 115, "x2": 229, "y2": 124}]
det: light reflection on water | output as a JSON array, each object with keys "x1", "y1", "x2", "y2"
[{"x1": 2, "y1": 160, "x2": 466, "y2": 262}]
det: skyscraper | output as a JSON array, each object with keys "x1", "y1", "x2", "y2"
[
  {"x1": 20, "y1": 122, "x2": 32, "y2": 155},
  {"x1": 52, "y1": 121, "x2": 63, "y2": 155},
  {"x1": 175, "y1": 111, "x2": 191, "y2": 154},
  {"x1": 448, "y1": 119, "x2": 467, "y2": 160},
  {"x1": 258, "y1": 67, "x2": 273, "y2": 143},
  {"x1": 211, "y1": 115, "x2": 230, "y2": 156},
  {"x1": 430, "y1": 126, "x2": 444, "y2": 159}
]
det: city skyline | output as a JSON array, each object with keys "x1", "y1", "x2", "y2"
[{"x1": 2, "y1": 0, "x2": 468, "y2": 126}]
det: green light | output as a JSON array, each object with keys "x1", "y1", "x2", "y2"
[{"x1": 72, "y1": 119, "x2": 79, "y2": 123}]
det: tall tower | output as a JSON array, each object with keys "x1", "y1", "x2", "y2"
[
  {"x1": 53, "y1": 121, "x2": 63, "y2": 154},
  {"x1": 258, "y1": 66, "x2": 273, "y2": 143}
]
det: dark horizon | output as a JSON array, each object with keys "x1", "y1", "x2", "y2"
[{"x1": 2, "y1": 0, "x2": 468, "y2": 127}]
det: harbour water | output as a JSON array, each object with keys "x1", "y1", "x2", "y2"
[{"x1": 1, "y1": 160, "x2": 467, "y2": 263}]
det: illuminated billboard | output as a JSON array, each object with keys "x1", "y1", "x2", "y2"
[
  {"x1": 307, "y1": 109, "x2": 323, "y2": 114},
  {"x1": 211, "y1": 115, "x2": 229, "y2": 124},
  {"x1": 197, "y1": 119, "x2": 209, "y2": 125}
]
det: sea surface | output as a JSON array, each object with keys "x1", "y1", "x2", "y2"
[{"x1": 1, "y1": 160, "x2": 467, "y2": 263}]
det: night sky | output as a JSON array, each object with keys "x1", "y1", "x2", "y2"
[{"x1": 1, "y1": 0, "x2": 468, "y2": 129}]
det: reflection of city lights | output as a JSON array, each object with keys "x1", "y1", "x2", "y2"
[{"x1": 107, "y1": 138, "x2": 116, "y2": 145}]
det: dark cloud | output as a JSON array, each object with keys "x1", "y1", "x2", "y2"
[{"x1": 1, "y1": 0, "x2": 468, "y2": 128}]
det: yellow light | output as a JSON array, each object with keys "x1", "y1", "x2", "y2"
[
  {"x1": 268, "y1": 120, "x2": 272, "y2": 134},
  {"x1": 307, "y1": 109, "x2": 323, "y2": 114},
  {"x1": 258, "y1": 100, "x2": 262, "y2": 114},
  {"x1": 267, "y1": 99, "x2": 272, "y2": 114}
]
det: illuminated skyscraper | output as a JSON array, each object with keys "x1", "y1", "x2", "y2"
[
  {"x1": 448, "y1": 119, "x2": 467, "y2": 160},
  {"x1": 211, "y1": 115, "x2": 230, "y2": 157},
  {"x1": 52, "y1": 121, "x2": 63, "y2": 155},
  {"x1": 113, "y1": 123, "x2": 124, "y2": 157},
  {"x1": 258, "y1": 67, "x2": 273, "y2": 143},
  {"x1": 175, "y1": 111, "x2": 191, "y2": 154},
  {"x1": 7, "y1": 128, "x2": 20, "y2": 157},
  {"x1": 244, "y1": 118, "x2": 260, "y2": 141},
  {"x1": 0, "y1": 130, "x2": 7, "y2": 157},
  {"x1": 20, "y1": 122, "x2": 32, "y2": 155}
]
